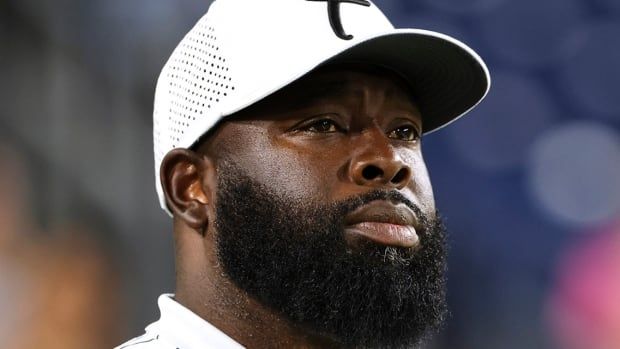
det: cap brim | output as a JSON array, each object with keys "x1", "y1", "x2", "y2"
[{"x1": 323, "y1": 29, "x2": 491, "y2": 134}]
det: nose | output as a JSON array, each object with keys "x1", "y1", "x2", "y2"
[{"x1": 348, "y1": 135, "x2": 412, "y2": 190}]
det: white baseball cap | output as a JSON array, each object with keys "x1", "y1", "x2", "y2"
[{"x1": 153, "y1": 0, "x2": 490, "y2": 215}]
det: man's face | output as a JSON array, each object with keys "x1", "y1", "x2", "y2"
[
  {"x1": 203, "y1": 67, "x2": 447, "y2": 348},
  {"x1": 209, "y1": 66, "x2": 436, "y2": 223}
]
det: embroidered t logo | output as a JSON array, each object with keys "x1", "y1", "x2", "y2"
[{"x1": 306, "y1": 0, "x2": 371, "y2": 40}]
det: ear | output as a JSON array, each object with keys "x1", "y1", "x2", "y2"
[{"x1": 160, "y1": 148, "x2": 214, "y2": 233}]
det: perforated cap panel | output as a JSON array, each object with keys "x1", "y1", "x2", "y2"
[{"x1": 154, "y1": 13, "x2": 235, "y2": 170}]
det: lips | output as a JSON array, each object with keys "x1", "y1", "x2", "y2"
[{"x1": 344, "y1": 200, "x2": 419, "y2": 248}]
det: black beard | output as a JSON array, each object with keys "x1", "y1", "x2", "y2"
[{"x1": 214, "y1": 162, "x2": 448, "y2": 349}]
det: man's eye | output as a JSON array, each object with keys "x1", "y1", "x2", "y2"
[
  {"x1": 304, "y1": 119, "x2": 340, "y2": 133},
  {"x1": 388, "y1": 125, "x2": 420, "y2": 141}
]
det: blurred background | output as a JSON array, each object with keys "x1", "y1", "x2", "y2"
[{"x1": 1, "y1": 0, "x2": 619, "y2": 348}]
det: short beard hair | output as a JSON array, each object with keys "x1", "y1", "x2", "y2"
[{"x1": 214, "y1": 161, "x2": 448, "y2": 348}]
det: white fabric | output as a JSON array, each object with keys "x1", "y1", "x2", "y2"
[{"x1": 115, "y1": 294, "x2": 245, "y2": 349}]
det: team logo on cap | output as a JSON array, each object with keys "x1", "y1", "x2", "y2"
[{"x1": 307, "y1": 0, "x2": 371, "y2": 40}]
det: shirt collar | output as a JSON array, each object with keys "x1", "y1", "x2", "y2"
[{"x1": 152, "y1": 294, "x2": 245, "y2": 349}]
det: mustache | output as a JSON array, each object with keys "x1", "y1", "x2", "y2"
[{"x1": 333, "y1": 189, "x2": 424, "y2": 222}]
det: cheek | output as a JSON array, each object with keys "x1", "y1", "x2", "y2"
[
  {"x1": 224, "y1": 129, "x2": 332, "y2": 202},
  {"x1": 401, "y1": 149, "x2": 436, "y2": 214}
]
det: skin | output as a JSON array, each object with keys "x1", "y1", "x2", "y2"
[{"x1": 160, "y1": 66, "x2": 437, "y2": 348}]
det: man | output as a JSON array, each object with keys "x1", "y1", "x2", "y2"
[{"x1": 117, "y1": 0, "x2": 489, "y2": 348}]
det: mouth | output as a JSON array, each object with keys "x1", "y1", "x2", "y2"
[{"x1": 343, "y1": 200, "x2": 420, "y2": 248}]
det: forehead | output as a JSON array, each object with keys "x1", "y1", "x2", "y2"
[
  {"x1": 291, "y1": 65, "x2": 415, "y2": 101},
  {"x1": 231, "y1": 64, "x2": 419, "y2": 119}
]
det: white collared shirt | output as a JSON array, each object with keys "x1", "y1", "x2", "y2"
[{"x1": 115, "y1": 294, "x2": 245, "y2": 349}]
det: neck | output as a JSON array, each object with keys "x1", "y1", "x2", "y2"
[{"x1": 174, "y1": 227, "x2": 344, "y2": 349}]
